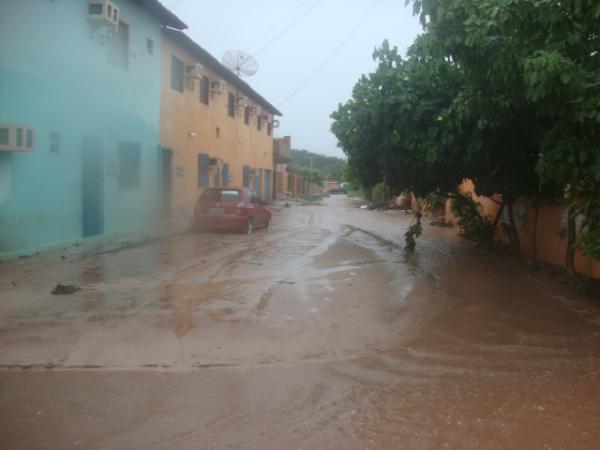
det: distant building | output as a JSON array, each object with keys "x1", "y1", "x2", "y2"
[
  {"x1": 324, "y1": 181, "x2": 342, "y2": 192},
  {"x1": 159, "y1": 29, "x2": 282, "y2": 220},
  {"x1": 0, "y1": 0, "x2": 186, "y2": 258},
  {"x1": 273, "y1": 136, "x2": 292, "y2": 197}
]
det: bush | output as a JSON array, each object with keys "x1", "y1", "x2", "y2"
[
  {"x1": 450, "y1": 193, "x2": 494, "y2": 245},
  {"x1": 424, "y1": 192, "x2": 446, "y2": 215},
  {"x1": 371, "y1": 182, "x2": 390, "y2": 206},
  {"x1": 347, "y1": 187, "x2": 366, "y2": 198}
]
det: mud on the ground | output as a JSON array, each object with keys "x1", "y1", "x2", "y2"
[{"x1": 1, "y1": 196, "x2": 599, "y2": 449}]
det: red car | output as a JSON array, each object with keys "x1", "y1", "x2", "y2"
[{"x1": 193, "y1": 187, "x2": 271, "y2": 234}]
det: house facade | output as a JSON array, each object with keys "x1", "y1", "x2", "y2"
[
  {"x1": 273, "y1": 136, "x2": 292, "y2": 197},
  {"x1": 0, "y1": 0, "x2": 186, "y2": 258},
  {"x1": 159, "y1": 29, "x2": 282, "y2": 221}
]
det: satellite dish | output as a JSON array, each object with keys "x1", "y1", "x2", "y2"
[{"x1": 221, "y1": 50, "x2": 259, "y2": 77}]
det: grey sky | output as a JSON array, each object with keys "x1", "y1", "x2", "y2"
[{"x1": 164, "y1": 0, "x2": 422, "y2": 158}]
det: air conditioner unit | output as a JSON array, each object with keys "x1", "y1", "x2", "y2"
[
  {"x1": 88, "y1": 0, "x2": 119, "y2": 27},
  {"x1": 186, "y1": 63, "x2": 204, "y2": 79},
  {"x1": 0, "y1": 123, "x2": 35, "y2": 152},
  {"x1": 271, "y1": 119, "x2": 280, "y2": 128},
  {"x1": 210, "y1": 80, "x2": 226, "y2": 94}
]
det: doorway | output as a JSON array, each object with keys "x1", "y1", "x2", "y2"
[{"x1": 81, "y1": 136, "x2": 104, "y2": 237}]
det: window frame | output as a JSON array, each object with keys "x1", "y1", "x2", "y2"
[
  {"x1": 199, "y1": 75, "x2": 210, "y2": 105},
  {"x1": 171, "y1": 55, "x2": 184, "y2": 93},
  {"x1": 227, "y1": 93, "x2": 235, "y2": 118},
  {"x1": 107, "y1": 21, "x2": 130, "y2": 71}
]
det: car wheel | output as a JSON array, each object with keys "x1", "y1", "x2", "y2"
[{"x1": 245, "y1": 219, "x2": 253, "y2": 235}]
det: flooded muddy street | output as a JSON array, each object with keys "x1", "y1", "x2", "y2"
[{"x1": 1, "y1": 196, "x2": 599, "y2": 449}]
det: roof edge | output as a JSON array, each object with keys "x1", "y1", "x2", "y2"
[
  {"x1": 134, "y1": 0, "x2": 187, "y2": 30},
  {"x1": 162, "y1": 28, "x2": 282, "y2": 116}
]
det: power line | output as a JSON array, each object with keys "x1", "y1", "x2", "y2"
[
  {"x1": 246, "y1": 0, "x2": 312, "y2": 52},
  {"x1": 253, "y1": 0, "x2": 323, "y2": 57},
  {"x1": 276, "y1": 0, "x2": 382, "y2": 107}
]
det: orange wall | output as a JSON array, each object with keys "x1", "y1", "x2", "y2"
[
  {"x1": 445, "y1": 180, "x2": 600, "y2": 279},
  {"x1": 160, "y1": 34, "x2": 275, "y2": 218}
]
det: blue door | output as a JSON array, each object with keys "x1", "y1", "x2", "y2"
[
  {"x1": 158, "y1": 146, "x2": 172, "y2": 213},
  {"x1": 197, "y1": 153, "x2": 210, "y2": 187},
  {"x1": 221, "y1": 163, "x2": 229, "y2": 187},
  {"x1": 253, "y1": 172, "x2": 260, "y2": 194},
  {"x1": 81, "y1": 136, "x2": 104, "y2": 237},
  {"x1": 264, "y1": 170, "x2": 271, "y2": 201},
  {"x1": 243, "y1": 165, "x2": 250, "y2": 187}
]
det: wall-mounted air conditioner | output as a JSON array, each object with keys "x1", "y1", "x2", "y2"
[
  {"x1": 271, "y1": 119, "x2": 280, "y2": 128},
  {"x1": 88, "y1": 0, "x2": 119, "y2": 27},
  {"x1": 186, "y1": 63, "x2": 204, "y2": 79},
  {"x1": 0, "y1": 123, "x2": 35, "y2": 152},
  {"x1": 210, "y1": 80, "x2": 227, "y2": 94}
]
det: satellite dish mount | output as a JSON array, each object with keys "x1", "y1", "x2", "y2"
[{"x1": 221, "y1": 50, "x2": 259, "y2": 78}]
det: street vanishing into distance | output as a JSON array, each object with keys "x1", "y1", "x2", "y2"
[{"x1": 1, "y1": 196, "x2": 599, "y2": 449}]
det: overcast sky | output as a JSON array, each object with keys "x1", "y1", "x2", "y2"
[{"x1": 164, "y1": 0, "x2": 422, "y2": 158}]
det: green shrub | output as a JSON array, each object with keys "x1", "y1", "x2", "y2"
[{"x1": 450, "y1": 193, "x2": 494, "y2": 244}]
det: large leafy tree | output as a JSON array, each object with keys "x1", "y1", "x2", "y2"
[
  {"x1": 411, "y1": 0, "x2": 600, "y2": 264},
  {"x1": 332, "y1": 0, "x2": 599, "y2": 263},
  {"x1": 331, "y1": 39, "x2": 468, "y2": 198},
  {"x1": 331, "y1": 73, "x2": 383, "y2": 194}
]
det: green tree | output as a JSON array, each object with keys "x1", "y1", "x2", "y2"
[
  {"x1": 291, "y1": 149, "x2": 346, "y2": 181},
  {"x1": 298, "y1": 167, "x2": 325, "y2": 187},
  {"x1": 411, "y1": 0, "x2": 600, "y2": 265}
]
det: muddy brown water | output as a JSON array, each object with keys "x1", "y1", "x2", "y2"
[{"x1": 0, "y1": 196, "x2": 599, "y2": 449}]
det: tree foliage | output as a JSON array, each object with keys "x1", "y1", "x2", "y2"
[
  {"x1": 291, "y1": 149, "x2": 346, "y2": 181},
  {"x1": 331, "y1": 0, "x2": 600, "y2": 260},
  {"x1": 298, "y1": 167, "x2": 325, "y2": 187}
]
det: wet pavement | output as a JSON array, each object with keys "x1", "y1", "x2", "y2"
[{"x1": 1, "y1": 196, "x2": 599, "y2": 449}]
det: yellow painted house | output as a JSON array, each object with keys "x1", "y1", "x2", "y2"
[{"x1": 159, "y1": 29, "x2": 282, "y2": 220}]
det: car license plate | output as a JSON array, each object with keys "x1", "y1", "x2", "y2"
[{"x1": 209, "y1": 208, "x2": 225, "y2": 216}]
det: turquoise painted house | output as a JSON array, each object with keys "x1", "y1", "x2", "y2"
[{"x1": 0, "y1": 0, "x2": 186, "y2": 258}]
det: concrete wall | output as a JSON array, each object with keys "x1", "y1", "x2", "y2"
[
  {"x1": 0, "y1": 0, "x2": 164, "y2": 257},
  {"x1": 274, "y1": 164, "x2": 289, "y2": 197},
  {"x1": 160, "y1": 34, "x2": 276, "y2": 219},
  {"x1": 445, "y1": 180, "x2": 600, "y2": 279}
]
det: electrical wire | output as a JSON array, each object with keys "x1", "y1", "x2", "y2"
[
  {"x1": 276, "y1": 0, "x2": 382, "y2": 107},
  {"x1": 245, "y1": 0, "x2": 312, "y2": 52},
  {"x1": 252, "y1": 0, "x2": 324, "y2": 57}
]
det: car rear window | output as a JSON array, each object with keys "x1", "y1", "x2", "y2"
[
  {"x1": 200, "y1": 189, "x2": 240, "y2": 203},
  {"x1": 221, "y1": 190, "x2": 241, "y2": 202}
]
